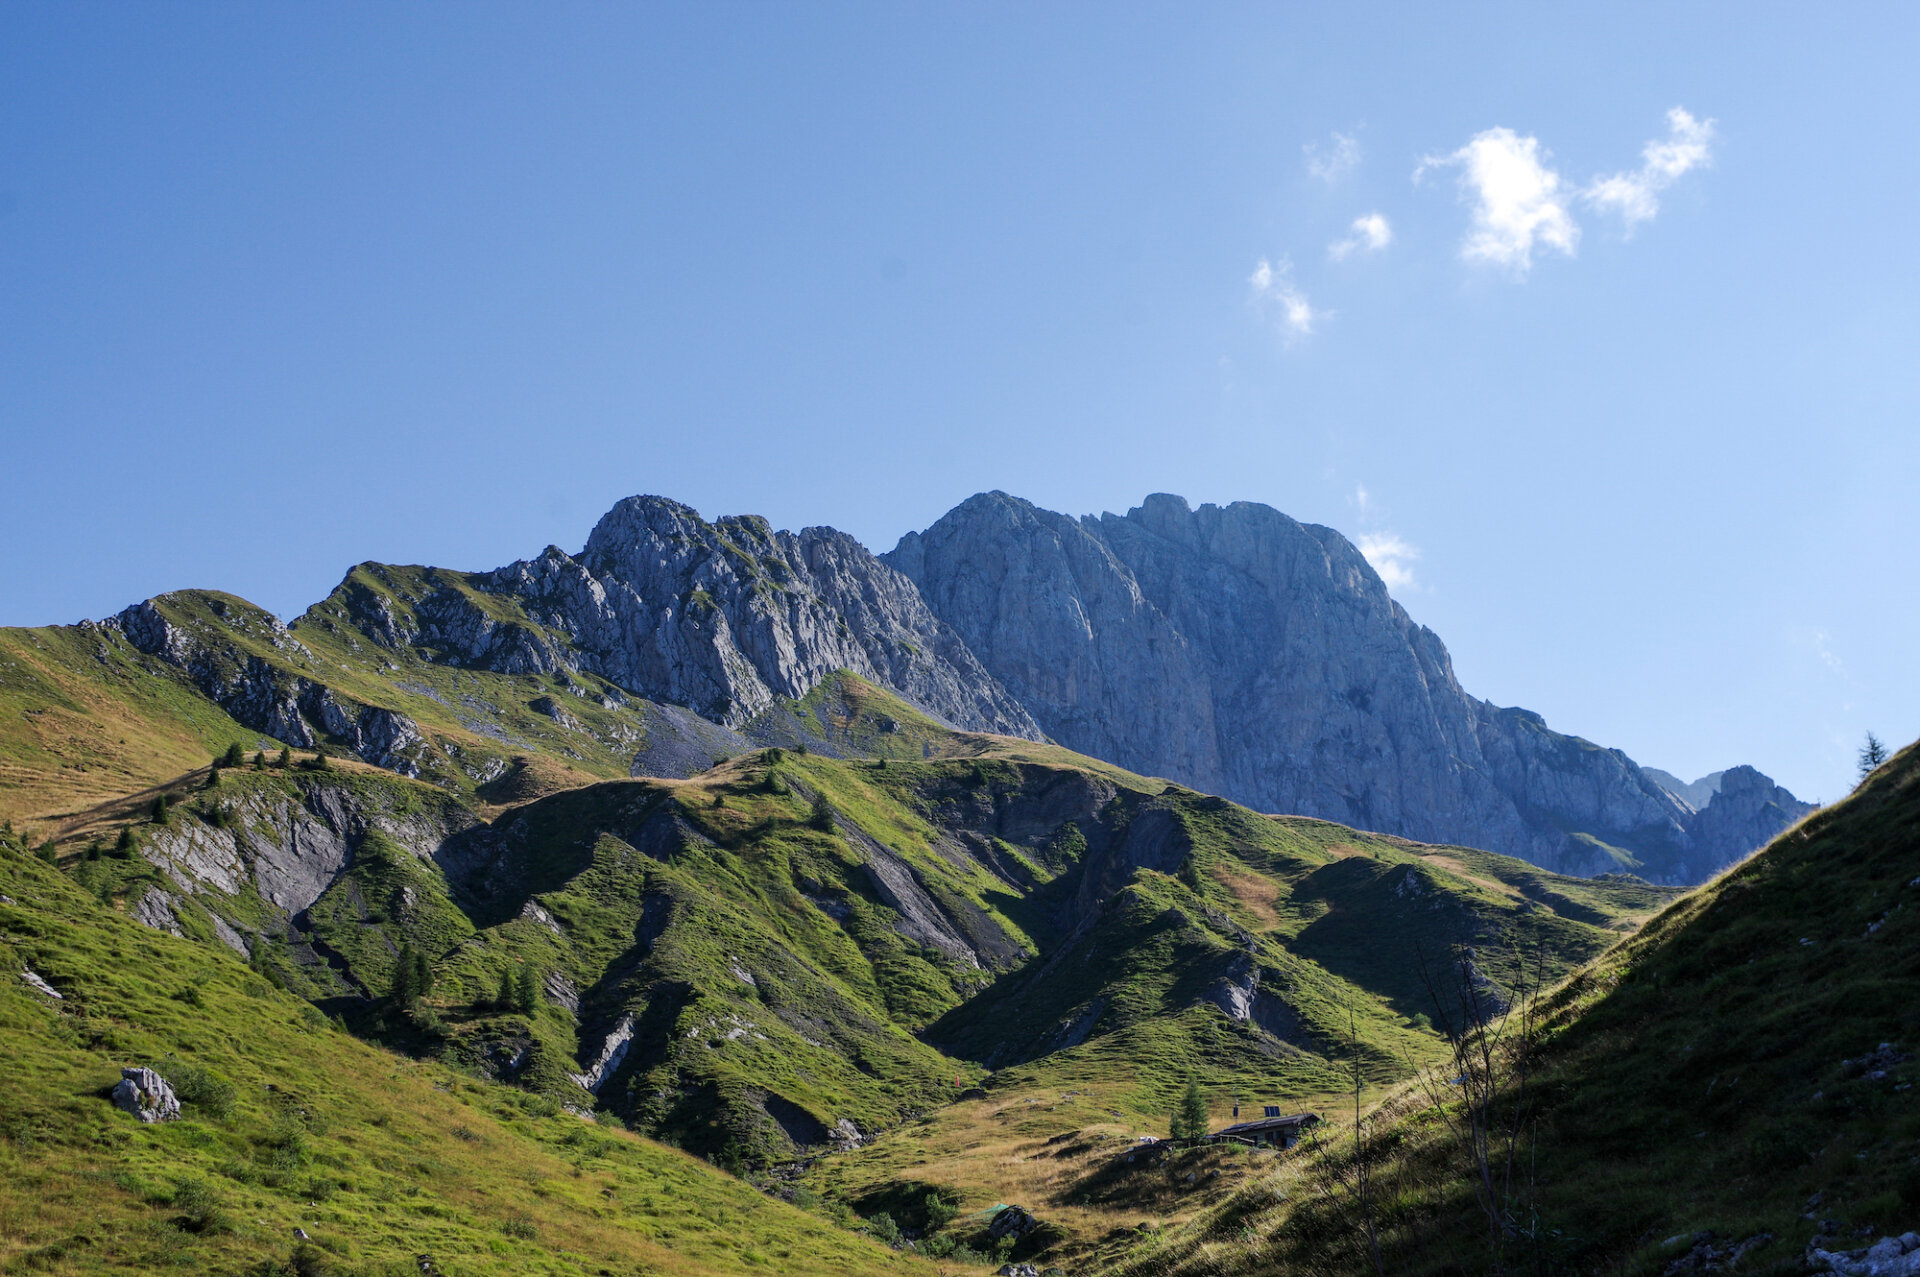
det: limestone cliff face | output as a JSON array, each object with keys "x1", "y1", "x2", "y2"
[
  {"x1": 114, "y1": 597, "x2": 434, "y2": 776},
  {"x1": 330, "y1": 495, "x2": 1043, "y2": 739},
  {"x1": 888, "y1": 491, "x2": 1809, "y2": 883}
]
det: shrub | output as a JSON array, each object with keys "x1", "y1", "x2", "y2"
[
  {"x1": 169, "y1": 1177, "x2": 232, "y2": 1234},
  {"x1": 290, "y1": 1240, "x2": 331, "y2": 1277},
  {"x1": 923, "y1": 1190, "x2": 959, "y2": 1231},
  {"x1": 809, "y1": 795, "x2": 835, "y2": 832},
  {"x1": 864, "y1": 1211, "x2": 899, "y2": 1243},
  {"x1": 501, "y1": 1213, "x2": 538, "y2": 1240}
]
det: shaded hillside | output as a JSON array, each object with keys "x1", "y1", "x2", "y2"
[
  {"x1": 887, "y1": 491, "x2": 1810, "y2": 883},
  {"x1": 34, "y1": 690, "x2": 1675, "y2": 1174},
  {"x1": 1126, "y1": 741, "x2": 1920, "y2": 1277},
  {"x1": 0, "y1": 834, "x2": 928, "y2": 1277}
]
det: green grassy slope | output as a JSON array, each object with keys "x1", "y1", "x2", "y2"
[
  {"x1": 1124, "y1": 741, "x2": 1920, "y2": 1277},
  {"x1": 0, "y1": 622, "x2": 275, "y2": 831},
  {"x1": 0, "y1": 836, "x2": 929, "y2": 1277},
  {"x1": 23, "y1": 715, "x2": 1671, "y2": 1186}
]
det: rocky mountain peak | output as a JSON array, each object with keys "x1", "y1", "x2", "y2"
[{"x1": 891, "y1": 490, "x2": 1811, "y2": 883}]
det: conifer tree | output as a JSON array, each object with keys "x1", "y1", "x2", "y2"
[
  {"x1": 413, "y1": 948, "x2": 434, "y2": 1000},
  {"x1": 114, "y1": 825, "x2": 135, "y2": 856},
  {"x1": 809, "y1": 794, "x2": 834, "y2": 832},
  {"x1": 1174, "y1": 1079, "x2": 1210, "y2": 1143},
  {"x1": 390, "y1": 945, "x2": 420, "y2": 1007},
  {"x1": 514, "y1": 961, "x2": 540, "y2": 1014},
  {"x1": 151, "y1": 794, "x2": 171, "y2": 824},
  {"x1": 276, "y1": 747, "x2": 291, "y2": 769},
  {"x1": 494, "y1": 966, "x2": 516, "y2": 1011},
  {"x1": 252, "y1": 751, "x2": 266, "y2": 770},
  {"x1": 222, "y1": 742, "x2": 246, "y2": 768},
  {"x1": 1860, "y1": 732, "x2": 1890, "y2": 782}
]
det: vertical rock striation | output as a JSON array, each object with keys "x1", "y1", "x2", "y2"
[
  {"x1": 326, "y1": 495, "x2": 1042, "y2": 739},
  {"x1": 887, "y1": 491, "x2": 1809, "y2": 883}
]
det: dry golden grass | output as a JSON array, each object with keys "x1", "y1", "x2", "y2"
[
  {"x1": 807, "y1": 1082, "x2": 1328, "y2": 1270},
  {"x1": 1210, "y1": 865, "x2": 1283, "y2": 929},
  {"x1": 1414, "y1": 851, "x2": 1521, "y2": 899}
]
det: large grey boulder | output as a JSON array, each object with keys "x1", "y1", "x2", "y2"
[{"x1": 111, "y1": 1067, "x2": 180, "y2": 1123}]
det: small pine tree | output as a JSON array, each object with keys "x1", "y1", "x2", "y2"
[
  {"x1": 276, "y1": 747, "x2": 291, "y2": 769},
  {"x1": 252, "y1": 750, "x2": 266, "y2": 770},
  {"x1": 85, "y1": 841, "x2": 101, "y2": 862},
  {"x1": 390, "y1": 945, "x2": 420, "y2": 1007},
  {"x1": 413, "y1": 948, "x2": 434, "y2": 1000},
  {"x1": 36, "y1": 841, "x2": 58, "y2": 866},
  {"x1": 1860, "y1": 732, "x2": 1890, "y2": 782},
  {"x1": 494, "y1": 966, "x2": 516, "y2": 1011},
  {"x1": 151, "y1": 794, "x2": 171, "y2": 824},
  {"x1": 514, "y1": 961, "x2": 541, "y2": 1014},
  {"x1": 114, "y1": 825, "x2": 135, "y2": 856},
  {"x1": 1174, "y1": 1079, "x2": 1209, "y2": 1143},
  {"x1": 809, "y1": 795, "x2": 834, "y2": 832},
  {"x1": 222, "y1": 742, "x2": 246, "y2": 769}
]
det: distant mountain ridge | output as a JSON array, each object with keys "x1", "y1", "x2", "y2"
[{"x1": 17, "y1": 491, "x2": 1807, "y2": 885}]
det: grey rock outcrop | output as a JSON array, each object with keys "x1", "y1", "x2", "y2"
[
  {"x1": 888, "y1": 492, "x2": 1811, "y2": 883},
  {"x1": 112, "y1": 1066, "x2": 180, "y2": 1123},
  {"x1": 19, "y1": 967, "x2": 62, "y2": 999},
  {"x1": 112, "y1": 598, "x2": 433, "y2": 776},
  {"x1": 327, "y1": 496, "x2": 1042, "y2": 739},
  {"x1": 131, "y1": 886, "x2": 186, "y2": 937}
]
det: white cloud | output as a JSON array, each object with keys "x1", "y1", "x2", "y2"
[
  {"x1": 1417, "y1": 127, "x2": 1579, "y2": 273},
  {"x1": 1586, "y1": 107, "x2": 1716, "y2": 229},
  {"x1": 1357, "y1": 532, "x2": 1419, "y2": 591},
  {"x1": 1352, "y1": 483, "x2": 1373, "y2": 518},
  {"x1": 1248, "y1": 257, "x2": 1320, "y2": 340},
  {"x1": 1305, "y1": 132, "x2": 1361, "y2": 184},
  {"x1": 1328, "y1": 212, "x2": 1392, "y2": 261}
]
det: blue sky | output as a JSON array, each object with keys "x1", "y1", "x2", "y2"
[{"x1": 3, "y1": 3, "x2": 1914, "y2": 803}]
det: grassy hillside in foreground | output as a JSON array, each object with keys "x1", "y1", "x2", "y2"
[
  {"x1": 0, "y1": 836, "x2": 929, "y2": 1277},
  {"x1": 1117, "y1": 741, "x2": 1920, "y2": 1277}
]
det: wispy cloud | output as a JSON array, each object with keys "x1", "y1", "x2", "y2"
[
  {"x1": 1417, "y1": 127, "x2": 1579, "y2": 273},
  {"x1": 1358, "y1": 532, "x2": 1419, "y2": 591},
  {"x1": 1585, "y1": 107, "x2": 1716, "y2": 229},
  {"x1": 1305, "y1": 131, "x2": 1361, "y2": 185},
  {"x1": 1328, "y1": 212, "x2": 1392, "y2": 261},
  {"x1": 1248, "y1": 257, "x2": 1320, "y2": 340},
  {"x1": 1811, "y1": 629, "x2": 1848, "y2": 678}
]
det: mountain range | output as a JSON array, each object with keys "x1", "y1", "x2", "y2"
[{"x1": 27, "y1": 490, "x2": 1808, "y2": 886}]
